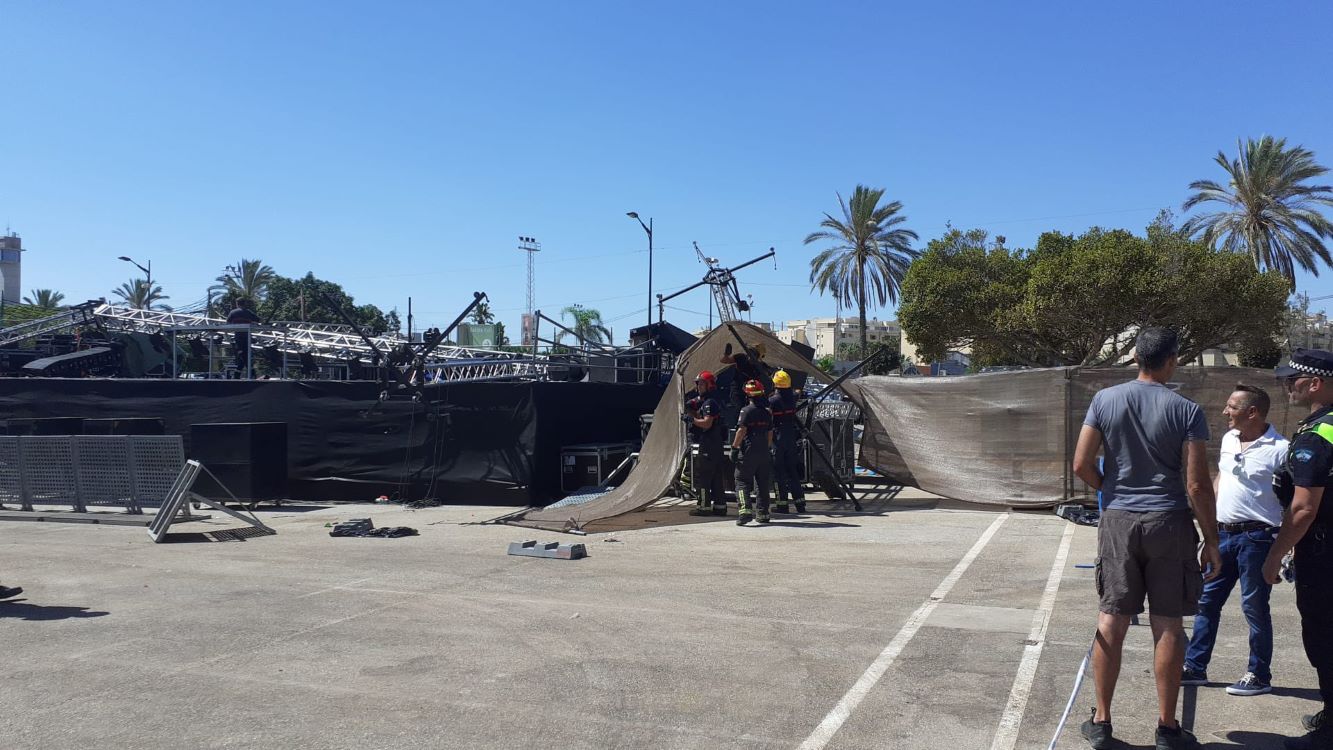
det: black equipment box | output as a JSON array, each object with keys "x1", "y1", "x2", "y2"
[
  {"x1": 561, "y1": 442, "x2": 633, "y2": 493},
  {"x1": 189, "y1": 422, "x2": 289, "y2": 504}
]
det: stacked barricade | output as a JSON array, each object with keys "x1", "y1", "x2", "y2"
[{"x1": 0, "y1": 435, "x2": 185, "y2": 513}]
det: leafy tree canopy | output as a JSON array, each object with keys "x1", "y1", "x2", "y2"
[
  {"x1": 898, "y1": 213, "x2": 1290, "y2": 367},
  {"x1": 263, "y1": 272, "x2": 400, "y2": 335}
]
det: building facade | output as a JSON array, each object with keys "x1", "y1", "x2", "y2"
[
  {"x1": 776, "y1": 317, "x2": 900, "y2": 360},
  {"x1": 0, "y1": 232, "x2": 23, "y2": 303}
]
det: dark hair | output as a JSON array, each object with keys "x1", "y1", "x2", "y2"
[
  {"x1": 1233, "y1": 383, "x2": 1271, "y2": 418},
  {"x1": 1135, "y1": 327, "x2": 1179, "y2": 371}
]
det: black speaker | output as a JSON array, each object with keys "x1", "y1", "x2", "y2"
[
  {"x1": 28, "y1": 417, "x2": 86, "y2": 435},
  {"x1": 83, "y1": 418, "x2": 166, "y2": 435},
  {"x1": 189, "y1": 422, "x2": 288, "y2": 502}
]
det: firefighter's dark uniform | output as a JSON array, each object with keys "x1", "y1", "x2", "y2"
[
  {"x1": 1275, "y1": 402, "x2": 1333, "y2": 745},
  {"x1": 688, "y1": 393, "x2": 727, "y2": 516},
  {"x1": 734, "y1": 398, "x2": 773, "y2": 524},
  {"x1": 769, "y1": 387, "x2": 806, "y2": 513}
]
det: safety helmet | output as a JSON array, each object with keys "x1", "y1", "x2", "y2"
[
  {"x1": 772, "y1": 369, "x2": 792, "y2": 389},
  {"x1": 695, "y1": 370, "x2": 716, "y2": 385},
  {"x1": 743, "y1": 379, "x2": 765, "y2": 398}
]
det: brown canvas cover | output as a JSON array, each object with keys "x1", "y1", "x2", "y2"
[
  {"x1": 851, "y1": 366, "x2": 1304, "y2": 508},
  {"x1": 516, "y1": 322, "x2": 834, "y2": 531}
]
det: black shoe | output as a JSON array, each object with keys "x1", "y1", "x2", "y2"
[
  {"x1": 1303, "y1": 711, "x2": 1327, "y2": 732},
  {"x1": 757, "y1": 515, "x2": 771, "y2": 524},
  {"x1": 736, "y1": 514, "x2": 753, "y2": 526},
  {"x1": 1180, "y1": 666, "x2": 1209, "y2": 686},
  {"x1": 688, "y1": 507, "x2": 712, "y2": 517},
  {"x1": 712, "y1": 506, "x2": 727, "y2": 517},
  {"x1": 0, "y1": 585, "x2": 23, "y2": 600},
  {"x1": 1156, "y1": 723, "x2": 1201, "y2": 750},
  {"x1": 773, "y1": 504, "x2": 790, "y2": 514},
  {"x1": 1080, "y1": 709, "x2": 1112, "y2": 749},
  {"x1": 794, "y1": 501, "x2": 806, "y2": 513}
]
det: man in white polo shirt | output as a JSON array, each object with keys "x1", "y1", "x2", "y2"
[{"x1": 1183, "y1": 384, "x2": 1288, "y2": 696}]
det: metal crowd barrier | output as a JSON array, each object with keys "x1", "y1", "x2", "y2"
[{"x1": 0, "y1": 435, "x2": 185, "y2": 513}]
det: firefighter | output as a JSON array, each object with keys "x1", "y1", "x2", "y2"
[
  {"x1": 683, "y1": 370, "x2": 727, "y2": 517},
  {"x1": 732, "y1": 379, "x2": 774, "y2": 525},
  {"x1": 769, "y1": 369, "x2": 806, "y2": 514}
]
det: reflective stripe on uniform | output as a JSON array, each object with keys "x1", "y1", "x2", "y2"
[{"x1": 1314, "y1": 422, "x2": 1333, "y2": 444}]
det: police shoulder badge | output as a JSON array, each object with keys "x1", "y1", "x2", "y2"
[{"x1": 1294, "y1": 448, "x2": 1315, "y2": 462}]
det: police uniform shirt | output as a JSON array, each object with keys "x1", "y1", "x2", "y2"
[
  {"x1": 737, "y1": 402, "x2": 772, "y2": 451},
  {"x1": 1288, "y1": 404, "x2": 1333, "y2": 525},
  {"x1": 692, "y1": 395, "x2": 725, "y2": 454}
]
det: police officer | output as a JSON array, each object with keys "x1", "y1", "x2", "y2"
[
  {"x1": 768, "y1": 369, "x2": 806, "y2": 514},
  {"x1": 226, "y1": 297, "x2": 262, "y2": 378},
  {"x1": 1265, "y1": 349, "x2": 1333, "y2": 750},
  {"x1": 732, "y1": 379, "x2": 774, "y2": 525},
  {"x1": 683, "y1": 370, "x2": 727, "y2": 517}
]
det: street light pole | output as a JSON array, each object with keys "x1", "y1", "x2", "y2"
[
  {"x1": 627, "y1": 212, "x2": 653, "y2": 328},
  {"x1": 117, "y1": 256, "x2": 152, "y2": 305}
]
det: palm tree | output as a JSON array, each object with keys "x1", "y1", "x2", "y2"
[
  {"x1": 1182, "y1": 136, "x2": 1333, "y2": 288},
  {"x1": 210, "y1": 258, "x2": 277, "y2": 310},
  {"x1": 470, "y1": 300, "x2": 495, "y2": 325},
  {"x1": 557, "y1": 304, "x2": 612, "y2": 346},
  {"x1": 22, "y1": 289, "x2": 65, "y2": 310},
  {"x1": 112, "y1": 278, "x2": 170, "y2": 310},
  {"x1": 804, "y1": 185, "x2": 919, "y2": 354}
]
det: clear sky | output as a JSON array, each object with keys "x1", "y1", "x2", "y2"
[{"x1": 5, "y1": 1, "x2": 1333, "y2": 341}]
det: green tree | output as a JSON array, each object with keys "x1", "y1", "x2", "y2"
[
  {"x1": 209, "y1": 258, "x2": 277, "y2": 314},
  {"x1": 898, "y1": 217, "x2": 1290, "y2": 367},
  {"x1": 1235, "y1": 336, "x2": 1283, "y2": 368},
  {"x1": 814, "y1": 355, "x2": 836, "y2": 375},
  {"x1": 805, "y1": 185, "x2": 919, "y2": 354},
  {"x1": 22, "y1": 289, "x2": 65, "y2": 310},
  {"x1": 1182, "y1": 136, "x2": 1333, "y2": 289},
  {"x1": 264, "y1": 272, "x2": 399, "y2": 335},
  {"x1": 556, "y1": 304, "x2": 611, "y2": 346},
  {"x1": 111, "y1": 278, "x2": 170, "y2": 311},
  {"x1": 837, "y1": 342, "x2": 903, "y2": 375},
  {"x1": 469, "y1": 300, "x2": 495, "y2": 325}
]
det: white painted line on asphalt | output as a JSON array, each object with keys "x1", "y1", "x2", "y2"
[
  {"x1": 796, "y1": 513, "x2": 1010, "y2": 750},
  {"x1": 988, "y1": 521, "x2": 1077, "y2": 750}
]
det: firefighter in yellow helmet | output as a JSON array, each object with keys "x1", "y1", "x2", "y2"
[
  {"x1": 768, "y1": 369, "x2": 806, "y2": 514},
  {"x1": 732, "y1": 379, "x2": 774, "y2": 525}
]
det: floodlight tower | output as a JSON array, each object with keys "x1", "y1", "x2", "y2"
[{"x1": 518, "y1": 234, "x2": 540, "y2": 326}]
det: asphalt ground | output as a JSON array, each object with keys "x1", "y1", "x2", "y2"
[{"x1": 1, "y1": 492, "x2": 1322, "y2": 749}]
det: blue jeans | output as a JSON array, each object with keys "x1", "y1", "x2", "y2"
[{"x1": 1185, "y1": 527, "x2": 1276, "y2": 681}]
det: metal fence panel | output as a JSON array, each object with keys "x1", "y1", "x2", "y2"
[
  {"x1": 73, "y1": 436, "x2": 138, "y2": 512},
  {"x1": 130, "y1": 436, "x2": 185, "y2": 508},
  {"x1": 20, "y1": 436, "x2": 84, "y2": 511},
  {"x1": 0, "y1": 437, "x2": 24, "y2": 510}
]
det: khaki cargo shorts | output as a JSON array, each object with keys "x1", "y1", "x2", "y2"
[{"x1": 1096, "y1": 509, "x2": 1202, "y2": 618}]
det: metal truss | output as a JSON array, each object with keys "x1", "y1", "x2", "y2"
[{"x1": 0, "y1": 302, "x2": 102, "y2": 348}]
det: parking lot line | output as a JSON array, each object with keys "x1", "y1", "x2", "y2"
[
  {"x1": 989, "y1": 521, "x2": 1077, "y2": 750},
  {"x1": 796, "y1": 513, "x2": 1010, "y2": 750}
]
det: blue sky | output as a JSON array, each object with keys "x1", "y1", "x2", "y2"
[{"x1": 5, "y1": 1, "x2": 1333, "y2": 341}]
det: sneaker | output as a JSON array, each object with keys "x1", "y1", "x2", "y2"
[
  {"x1": 1180, "y1": 667, "x2": 1209, "y2": 686},
  {"x1": 736, "y1": 514, "x2": 753, "y2": 526},
  {"x1": 0, "y1": 585, "x2": 23, "y2": 600},
  {"x1": 1304, "y1": 711, "x2": 1326, "y2": 732},
  {"x1": 1155, "y1": 723, "x2": 1201, "y2": 750},
  {"x1": 1080, "y1": 708, "x2": 1113, "y2": 749},
  {"x1": 757, "y1": 515, "x2": 771, "y2": 524},
  {"x1": 1226, "y1": 672, "x2": 1272, "y2": 696}
]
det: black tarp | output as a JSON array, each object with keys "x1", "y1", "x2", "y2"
[{"x1": 0, "y1": 378, "x2": 661, "y2": 504}]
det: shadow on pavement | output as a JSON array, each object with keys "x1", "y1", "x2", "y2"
[
  {"x1": 1211, "y1": 730, "x2": 1295, "y2": 748},
  {"x1": 0, "y1": 600, "x2": 110, "y2": 621}
]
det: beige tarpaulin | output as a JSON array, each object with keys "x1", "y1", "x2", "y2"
[
  {"x1": 851, "y1": 366, "x2": 1305, "y2": 508},
  {"x1": 516, "y1": 322, "x2": 835, "y2": 531}
]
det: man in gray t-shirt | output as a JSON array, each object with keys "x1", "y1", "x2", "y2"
[
  {"x1": 1086, "y1": 380, "x2": 1210, "y2": 512},
  {"x1": 1072, "y1": 327, "x2": 1221, "y2": 750}
]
